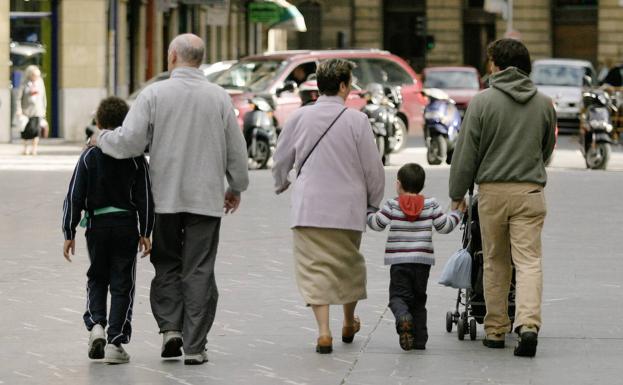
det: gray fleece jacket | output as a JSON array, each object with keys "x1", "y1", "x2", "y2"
[
  {"x1": 449, "y1": 67, "x2": 557, "y2": 200},
  {"x1": 98, "y1": 66, "x2": 249, "y2": 217}
]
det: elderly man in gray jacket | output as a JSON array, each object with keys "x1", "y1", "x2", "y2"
[{"x1": 91, "y1": 33, "x2": 249, "y2": 365}]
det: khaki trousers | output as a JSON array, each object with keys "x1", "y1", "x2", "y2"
[{"x1": 478, "y1": 182, "x2": 546, "y2": 336}]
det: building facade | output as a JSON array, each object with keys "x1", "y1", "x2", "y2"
[{"x1": 1, "y1": 0, "x2": 622, "y2": 142}]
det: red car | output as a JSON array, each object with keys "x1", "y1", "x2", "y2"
[
  {"x1": 213, "y1": 50, "x2": 427, "y2": 151},
  {"x1": 423, "y1": 66, "x2": 483, "y2": 115}
]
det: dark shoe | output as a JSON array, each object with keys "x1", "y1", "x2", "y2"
[
  {"x1": 482, "y1": 334, "x2": 505, "y2": 349},
  {"x1": 342, "y1": 316, "x2": 361, "y2": 343},
  {"x1": 316, "y1": 335, "x2": 333, "y2": 354},
  {"x1": 397, "y1": 315, "x2": 415, "y2": 351},
  {"x1": 514, "y1": 327, "x2": 538, "y2": 357},
  {"x1": 413, "y1": 344, "x2": 426, "y2": 350},
  {"x1": 161, "y1": 331, "x2": 183, "y2": 358}
]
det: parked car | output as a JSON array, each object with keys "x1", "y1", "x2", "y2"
[
  {"x1": 213, "y1": 50, "x2": 427, "y2": 153},
  {"x1": 531, "y1": 59, "x2": 597, "y2": 132},
  {"x1": 201, "y1": 60, "x2": 237, "y2": 82},
  {"x1": 422, "y1": 66, "x2": 482, "y2": 116}
]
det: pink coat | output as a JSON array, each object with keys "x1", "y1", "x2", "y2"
[{"x1": 272, "y1": 95, "x2": 385, "y2": 232}]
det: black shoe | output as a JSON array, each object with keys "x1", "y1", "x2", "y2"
[
  {"x1": 514, "y1": 331, "x2": 538, "y2": 357},
  {"x1": 482, "y1": 335, "x2": 505, "y2": 349},
  {"x1": 397, "y1": 315, "x2": 415, "y2": 351},
  {"x1": 413, "y1": 344, "x2": 426, "y2": 350}
]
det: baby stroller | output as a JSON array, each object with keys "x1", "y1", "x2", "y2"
[{"x1": 445, "y1": 190, "x2": 516, "y2": 340}]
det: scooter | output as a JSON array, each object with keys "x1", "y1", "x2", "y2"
[
  {"x1": 422, "y1": 88, "x2": 462, "y2": 165},
  {"x1": 243, "y1": 95, "x2": 278, "y2": 170},
  {"x1": 580, "y1": 87, "x2": 617, "y2": 170},
  {"x1": 361, "y1": 83, "x2": 403, "y2": 165}
]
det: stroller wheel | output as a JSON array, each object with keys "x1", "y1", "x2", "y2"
[
  {"x1": 457, "y1": 318, "x2": 466, "y2": 341},
  {"x1": 469, "y1": 319, "x2": 477, "y2": 340},
  {"x1": 446, "y1": 311, "x2": 453, "y2": 333}
]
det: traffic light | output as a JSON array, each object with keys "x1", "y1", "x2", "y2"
[
  {"x1": 426, "y1": 35, "x2": 435, "y2": 51},
  {"x1": 415, "y1": 15, "x2": 426, "y2": 37}
]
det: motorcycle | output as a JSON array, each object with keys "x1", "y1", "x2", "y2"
[
  {"x1": 580, "y1": 88, "x2": 616, "y2": 170},
  {"x1": 422, "y1": 88, "x2": 462, "y2": 165},
  {"x1": 243, "y1": 95, "x2": 278, "y2": 170},
  {"x1": 361, "y1": 83, "x2": 405, "y2": 165}
]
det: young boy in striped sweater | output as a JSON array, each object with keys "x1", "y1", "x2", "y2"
[{"x1": 367, "y1": 163, "x2": 464, "y2": 350}]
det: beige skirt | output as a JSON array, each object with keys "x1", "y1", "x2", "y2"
[{"x1": 292, "y1": 227, "x2": 367, "y2": 305}]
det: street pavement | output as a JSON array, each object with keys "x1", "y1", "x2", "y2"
[{"x1": 0, "y1": 136, "x2": 622, "y2": 385}]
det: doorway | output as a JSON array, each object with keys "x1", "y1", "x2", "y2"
[
  {"x1": 383, "y1": 0, "x2": 426, "y2": 72},
  {"x1": 10, "y1": 0, "x2": 59, "y2": 138}
]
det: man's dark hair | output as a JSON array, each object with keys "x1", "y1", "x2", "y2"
[
  {"x1": 96, "y1": 96, "x2": 129, "y2": 130},
  {"x1": 316, "y1": 59, "x2": 354, "y2": 96},
  {"x1": 487, "y1": 38, "x2": 532, "y2": 75},
  {"x1": 398, "y1": 163, "x2": 425, "y2": 194}
]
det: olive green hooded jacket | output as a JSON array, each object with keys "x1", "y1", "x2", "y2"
[{"x1": 449, "y1": 67, "x2": 557, "y2": 200}]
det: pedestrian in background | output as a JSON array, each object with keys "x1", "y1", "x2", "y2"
[
  {"x1": 272, "y1": 59, "x2": 385, "y2": 354},
  {"x1": 368, "y1": 163, "x2": 463, "y2": 351},
  {"x1": 62, "y1": 96, "x2": 154, "y2": 364},
  {"x1": 449, "y1": 38, "x2": 557, "y2": 357},
  {"x1": 16, "y1": 65, "x2": 47, "y2": 155},
  {"x1": 90, "y1": 33, "x2": 249, "y2": 365}
]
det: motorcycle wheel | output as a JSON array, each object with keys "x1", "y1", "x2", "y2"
[
  {"x1": 585, "y1": 142, "x2": 611, "y2": 170},
  {"x1": 391, "y1": 118, "x2": 407, "y2": 153},
  {"x1": 248, "y1": 138, "x2": 271, "y2": 170},
  {"x1": 427, "y1": 135, "x2": 447, "y2": 165}
]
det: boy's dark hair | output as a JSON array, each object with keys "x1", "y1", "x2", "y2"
[
  {"x1": 316, "y1": 59, "x2": 354, "y2": 96},
  {"x1": 398, "y1": 163, "x2": 425, "y2": 193},
  {"x1": 96, "y1": 96, "x2": 129, "y2": 130},
  {"x1": 487, "y1": 38, "x2": 532, "y2": 75}
]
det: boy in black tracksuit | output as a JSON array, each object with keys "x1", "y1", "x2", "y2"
[{"x1": 62, "y1": 96, "x2": 154, "y2": 364}]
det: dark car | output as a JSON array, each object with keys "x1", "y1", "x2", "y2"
[
  {"x1": 422, "y1": 66, "x2": 482, "y2": 115},
  {"x1": 213, "y1": 50, "x2": 428, "y2": 152}
]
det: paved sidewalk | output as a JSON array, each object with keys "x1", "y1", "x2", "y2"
[{"x1": 0, "y1": 157, "x2": 622, "y2": 384}]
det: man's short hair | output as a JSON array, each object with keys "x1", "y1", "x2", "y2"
[
  {"x1": 96, "y1": 96, "x2": 129, "y2": 130},
  {"x1": 316, "y1": 59, "x2": 355, "y2": 96},
  {"x1": 487, "y1": 38, "x2": 532, "y2": 75},
  {"x1": 398, "y1": 163, "x2": 425, "y2": 194}
]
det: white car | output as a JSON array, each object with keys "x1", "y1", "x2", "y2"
[{"x1": 531, "y1": 59, "x2": 596, "y2": 132}]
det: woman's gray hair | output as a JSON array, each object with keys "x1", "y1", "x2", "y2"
[
  {"x1": 169, "y1": 34, "x2": 205, "y2": 67},
  {"x1": 316, "y1": 59, "x2": 355, "y2": 96}
]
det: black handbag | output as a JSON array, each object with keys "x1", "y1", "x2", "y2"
[{"x1": 21, "y1": 117, "x2": 40, "y2": 140}]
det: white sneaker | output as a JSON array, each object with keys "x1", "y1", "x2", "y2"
[
  {"x1": 104, "y1": 344, "x2": 130, "y2": 364},
  {"x1": 184, "y1": 349, "x2": 208, "y2": 365},
  {"x1": 161, "y1": 331, "x2": 183, "y2": 358},
  {"x1": 88, "y1": 324, "x2": 106, "y2": 359}
]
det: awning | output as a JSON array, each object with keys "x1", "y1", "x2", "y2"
[{"x1": 248, "y1": 0, "x2": 307, "y2": 32}]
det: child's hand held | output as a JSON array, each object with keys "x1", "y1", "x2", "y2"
[{"x1": 139, "y1": 237, "x2": 152, "y2": 258}]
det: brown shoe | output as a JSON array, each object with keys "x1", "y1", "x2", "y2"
[
  {"x1": 316, "y1": 335, "x2": 333, "y2": 354},
  {"x1": 342, "y1": 316, "x2": 361, "y2": 343}
]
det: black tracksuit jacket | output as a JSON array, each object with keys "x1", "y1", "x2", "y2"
[{"x1": 62, "y1": 147, "x2": 154, "y2": 240}]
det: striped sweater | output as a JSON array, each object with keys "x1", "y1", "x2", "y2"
[{"x1": 367, "y1": 197, "x2": 462, "y2": 266}]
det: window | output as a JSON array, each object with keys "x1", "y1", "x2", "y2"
[{"x1": 366, "y1": 59, "x2": 414, "y2": 86}]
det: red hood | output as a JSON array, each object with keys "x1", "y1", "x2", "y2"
[{"x1": 398, "y1": 194, "x2": 425, "y2": 221}]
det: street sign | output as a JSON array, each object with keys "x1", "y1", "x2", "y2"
[{"x1": 249, "y1": 2, "x2": 282, "y2": 24}]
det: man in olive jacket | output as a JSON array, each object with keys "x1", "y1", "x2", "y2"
[{"x1": 449, "y1": 39, "x2": 556, "y2": 357}]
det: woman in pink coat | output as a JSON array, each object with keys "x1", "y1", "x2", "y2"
[{"x1": 272, "y1": 59, "x2": 385, "y2": 354}]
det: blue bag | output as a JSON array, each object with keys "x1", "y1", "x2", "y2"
[{"x1": 438, "y1": 248, "x2": 472, "y2": 289}]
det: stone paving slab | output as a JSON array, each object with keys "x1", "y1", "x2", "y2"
[{"x1": 1, "y1": 146, "x2": 622, "y2": 384}]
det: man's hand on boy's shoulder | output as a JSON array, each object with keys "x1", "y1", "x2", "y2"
[
  {"x1": 63, "y1": 240, "x2": 75, "y2": 262},
  {"x1": 139, "y1": 237, "x2": 152, "y2": 258},
  {"x1": 87, "y1": 128, "x2": 107, "y2": 147}
]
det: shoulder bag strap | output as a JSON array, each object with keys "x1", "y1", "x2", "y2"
[{"x1": 296, "y1": 107, "x2": 348, "y2": 177}]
